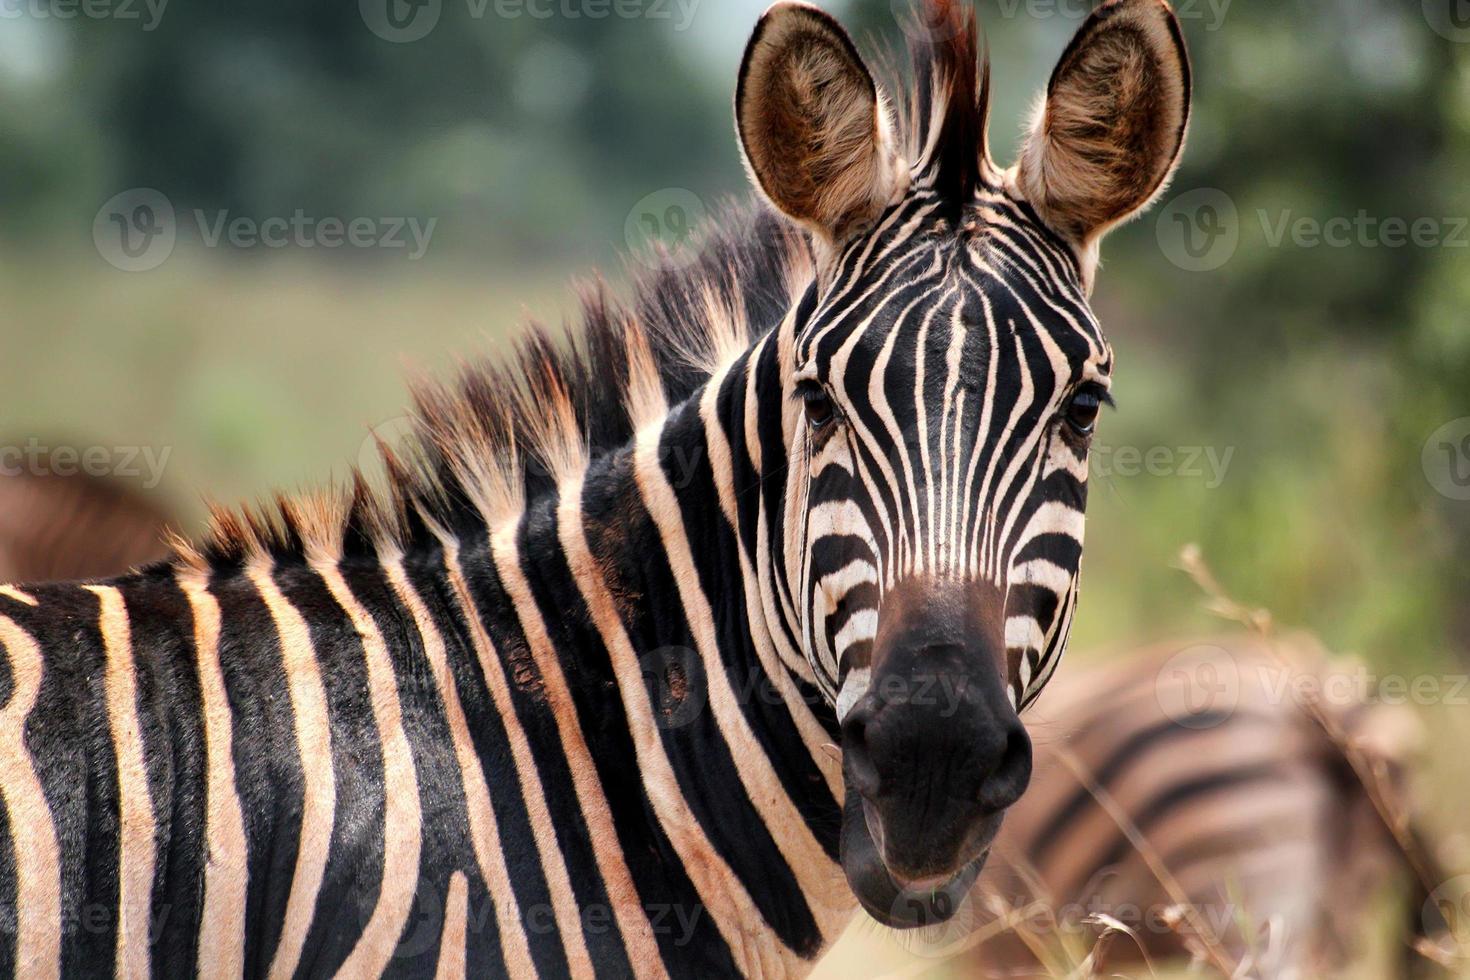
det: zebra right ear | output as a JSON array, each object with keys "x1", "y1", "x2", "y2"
[
  {"x1": 1014, "y1": 0, "x2": 1191, "y2": 254},
  {"x1": 736, "y1": 2, "x2": 908, "y2": 246}
]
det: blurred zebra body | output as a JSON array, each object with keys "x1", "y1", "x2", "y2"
[
  {"x1": 956, "y1": 636, "x2": 1430, "y2": 977},
  {"x1": 0, "y1": 456, "x2": 172, "y2": 582}
]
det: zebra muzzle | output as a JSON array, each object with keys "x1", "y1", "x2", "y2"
[{"x1": 836, "y1": 578, "x2": 1033, "y2": 926}]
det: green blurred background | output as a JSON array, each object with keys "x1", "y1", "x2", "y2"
[{"x1": 3, "y1": 0, "x2": 1468, "y2": 970}]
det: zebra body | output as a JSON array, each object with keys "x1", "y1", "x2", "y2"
[
  {"x1": 0, "y1": 1, "x2": 1192, "y2": 976},
  {"x1": 966, "y1": 636, "x2": 1433, "y2": 977},
  {"x1": 0, "y1": 309, "x2": 853, "y2": 978}
]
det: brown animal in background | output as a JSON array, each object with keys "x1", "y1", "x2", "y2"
[
  {"x1": 902, "y1": 635, "x2": 1447, "y2": 977},
  {"x1": 0, "y1": 452, "x2": 174, "y2": 582}
]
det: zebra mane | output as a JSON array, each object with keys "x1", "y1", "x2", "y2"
[
  {"x1": 171, "y1": 1, "x2": 989, "y2": 570},
  {"x1": 172, "y1": 204, "x2": 814, "y2": 569},
  {"x1": 895, "y1": 0, "x2": 993, "y2": 207}
]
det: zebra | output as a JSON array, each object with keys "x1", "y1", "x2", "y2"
[
  {"x1": 0, "y1": 446, "x2": 174, "y2": 583},
  {"x1": 947, "y1": 635, "x2": 1445, "y2": 977},
  {"x1": 0, "y1": 0, "x2": 1190, "y2": 976}
]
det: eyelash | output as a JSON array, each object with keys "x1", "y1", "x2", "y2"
[
  {"x1": 1062, "y1": 382, "x2": 1113, "y2": 438},
  {"x1": 792, "y1": 379, "x2": 825, "y2": 403}
]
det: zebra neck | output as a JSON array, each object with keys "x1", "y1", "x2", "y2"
[{"x1": 481, "y1": 331, "x2": 854, "y2": 966}]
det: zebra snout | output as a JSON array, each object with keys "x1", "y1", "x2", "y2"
[
  {"x1": 840, "y1": 658, "x2": 1032, "y2": 882},
  {"x1": 841, "y1": 674, "x2": 1031, "y2": 805}
]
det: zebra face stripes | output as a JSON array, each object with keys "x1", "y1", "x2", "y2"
[
  {"x1": 737, "y1": 0, "x2": 1190, "y2": 927},
  {"x1": 789, "y1": 190, "x2": 1107, "y2": 711}
]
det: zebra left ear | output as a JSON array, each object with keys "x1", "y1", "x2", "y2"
[
  {"x1": 736, "y1": 2, "x2": 909, "y2": 247},
  {"x1": 1015, "y1": 0, "x2": 1191, "y2": 251}
]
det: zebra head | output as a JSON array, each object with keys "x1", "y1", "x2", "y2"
[{"x1": 736, "y1": 0, "x2": 1190, "y2": 925}]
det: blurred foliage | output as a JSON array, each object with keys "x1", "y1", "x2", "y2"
[{"x1": 1, "y1": 0, "x2": 1467, "y2": 668}]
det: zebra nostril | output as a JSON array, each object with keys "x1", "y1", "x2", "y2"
[
  {"x1": 841, "y1": 700, "x2": 882, "y2": 799},
  {"x1": 977, "y1": 722, "x2": 1032, "y2": 814}
]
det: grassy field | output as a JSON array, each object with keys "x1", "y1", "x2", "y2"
[{"x1": 6, "y1": 246, "x2": 1467, "y2": 977}]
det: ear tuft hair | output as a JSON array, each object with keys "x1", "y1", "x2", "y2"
[
  {"x1": 1016, "y1": 0, "x2": 1191, "y2": 247},
  {"x1": 903, "y1": 0, "x2": 992, "y2": 210}
]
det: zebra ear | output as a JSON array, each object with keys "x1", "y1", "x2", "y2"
[
  {"x1": 1015, "y1": 0, "x2": 1190, "y2": 248},
  {"x1": 736, "y1": 2, "x2": 908, "y2": 245}
]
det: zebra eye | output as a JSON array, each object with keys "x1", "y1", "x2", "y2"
[
  {"x1": 803, "y1": 388, "x2": 836, "y2": 430},
  {"x1": 1064, "y1": 387, "x2": 1102, "y2": 435}
]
